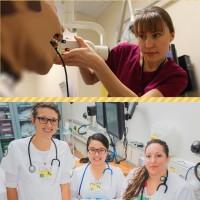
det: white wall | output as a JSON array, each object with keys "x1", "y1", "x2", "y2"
[
  {"x1": 65, "y1": 102, "x2": 200, "y2": 164},
  {"x1": 126, "y1": 102, "x2": 200, "y2": 163},
  {"x1": 97, "y1": 1, "x2": 123, "y2": 47},
  {"x1": 164, "y1": 0, "x2": 200, "y2": 95}
]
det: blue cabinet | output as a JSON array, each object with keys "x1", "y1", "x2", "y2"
[
  {"x1": 0, "y1": 103, "x2": 64, "y2": 160},
  {"x1": 0, "y1": 103, "x2": 16, "y2": 160}
]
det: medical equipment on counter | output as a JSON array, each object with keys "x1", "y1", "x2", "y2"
[{"x1": 28, "y1": 135, "x2": 60, "y2": 173}]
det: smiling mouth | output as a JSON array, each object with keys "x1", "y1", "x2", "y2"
[
  {"x1": 93, "y1": 158, "x2": 101, "y2": 161},
  {"x1": 43, "y1": 128, "x2": 53, "y2": 133}
]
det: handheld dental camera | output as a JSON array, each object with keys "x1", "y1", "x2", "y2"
[{"x1": 51, "y1": 38, "x2": 109, "y2": 60}]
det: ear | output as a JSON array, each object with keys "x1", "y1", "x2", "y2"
[
  {"x1": 170, "y1": 32, "x2": 175, "y2": 42},
  {"x1": 31, "y1": 117, "x2": 35, "y2": 125}
]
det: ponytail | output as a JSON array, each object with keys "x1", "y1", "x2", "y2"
[{"x1": 123, "y1": 166, "x2": 149, "y2": 200}]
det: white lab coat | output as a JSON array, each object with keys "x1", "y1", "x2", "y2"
[
  {"x1": 71, "y1": 163, "x2": 125, "y2": 200},
  {"x1": 0, "y1": 137, "x2": 74, "y2": 200},
  {"x1": 0, "y1": 167, "x2": 7, "y2": 200},
  {"x1": 122, "y1": 168, "x2": 195, "y2": 200}
]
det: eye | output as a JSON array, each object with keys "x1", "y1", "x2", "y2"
[
  {"x1": 51, "y1": 119, "x2": 58, "y2": 123},
  {"x1": 26, "y1": 1, "x2": 41, "y2": 12},
  {"x1": 88, "y1": 148, "x2": 95, "y2": 152},
  {"x1": 40, "y1": 117, "x2": 47, "y2": 121},
  {"x1": 152, "y1": 32, "x2": 162, "y2": 39},
  {"x1": 99, "y1": 149, "x2": 106, "y2": 153},
  {"x1": 1, "y1": 1, "x2": 16, "y2": 16},
  {"x1": 146, "y1": 155, "x2": 151, "y2": 158},
  {"x1": 138, "y1": 34, "x2": 146, "y2": 40}
]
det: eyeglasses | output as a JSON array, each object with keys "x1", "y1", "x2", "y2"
[
  {"x1": 36, "y1": 116, "x2": 58, "y2": 126},
  {"x1": 88, "y1": 148, "x2": 107, "y2": 155}
]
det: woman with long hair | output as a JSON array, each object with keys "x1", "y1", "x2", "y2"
[{"x1": 122, "y1": 139, "x2": 194, "y2": 200}]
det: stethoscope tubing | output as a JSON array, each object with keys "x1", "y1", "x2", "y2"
[
  {"x1": 140, "y1": 170, "x2": 168, "y2": 200},
  {"x1": 78, "y1": 162, "x2": 113, "y2": 196},
  {"x1": 28, "y1": 135, "x2": 60, "y2": 173}
]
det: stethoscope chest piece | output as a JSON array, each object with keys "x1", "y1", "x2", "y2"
[
  {"x1": 160, "y1": 175, "x2": 166, "y2": 182},
  {"x1": 29, "y1": 165, "x2": 36, "y2": 173}
]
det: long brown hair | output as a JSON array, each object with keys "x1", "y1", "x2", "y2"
[
  {"x1": 132, "y1": 6, "x2": 174, "y2": 36},
  {"x1": 123, "y1": 139, "x2": 169, "y2": 200}
]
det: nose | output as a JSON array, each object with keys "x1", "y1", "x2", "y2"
[
  {"x1": 46, "y1": 120, "x2": 53, "y2": 127},
  {"x1": 94, "y1": 151, "x2": 100, "y2": 156},
  {"x1": 149, "y1": 156, "x2": 156, "y2": 163},
  {"x1": 145, "y1": 37, "x2": 155, "y2": 48}
]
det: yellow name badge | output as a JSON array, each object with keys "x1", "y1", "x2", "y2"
[
  {"x1": 38, "y1": 169, "x2": 52, "y2": 178},
  {"x1": 89, "y1": 182, "x2": 102, "y2": 191}
]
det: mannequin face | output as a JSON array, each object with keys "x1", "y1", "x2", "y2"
[{"x1": 1, "y1": 1, "x2": 63, "y2": 75}]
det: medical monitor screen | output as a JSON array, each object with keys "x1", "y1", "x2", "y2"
[
  {"x1": 166, "y1": 44, "x2": 178, "y2": 64},
  {"x1": 105, "y1": 103, "x2": 125, "y2": 140},
  {"x1": 96, "y1": 103, "x2": 106, "y2": 128}
]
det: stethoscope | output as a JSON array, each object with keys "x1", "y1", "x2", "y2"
[
  {"x1": 78, "y1": 162, "x2": 113, "y2": 196},
  {"x1": 28, "y1": 135, "x2": 60, "y2": 173},
  {"x1": 140, "y1": 170, "x2": 168, "y2": 200}
]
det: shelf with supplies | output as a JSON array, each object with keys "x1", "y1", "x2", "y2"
[
  {"x1": 0, "y1": 103, "x2": 16, "y2": 160},
  {"x1": 0, "y1": 103, "x2": 65, "y2": 161}
]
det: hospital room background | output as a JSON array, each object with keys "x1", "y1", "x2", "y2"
[
  {"x1": 0, "y1": 102, "x2": 199, "y2": 199},
  {"x1": 13, "y1": 0, "x2": 200, "y2": 97}
]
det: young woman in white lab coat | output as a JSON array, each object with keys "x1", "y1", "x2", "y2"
[
  {"x1": 71, "y1": 133, "x2": 125, "y2": 199},
  {"x1": 122, "y1": 139, "x2": 195, "y2": 200},
  {"x1": 0, "y1": 103, "x2": 74, "y2": 200}
]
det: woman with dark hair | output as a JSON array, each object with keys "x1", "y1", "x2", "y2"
[
  {"x1": 122, "y1": 139, "x2": 194, "y2": 200},
  {"x1": 70, "y1": 133, "x2": 125, "y2": 199},
  {"x1": 57, "y1": 6, "x2": 188, "y2": 97},
  {"x1": 1, "y1": 103, "x2": 74, "y2": 200}
]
